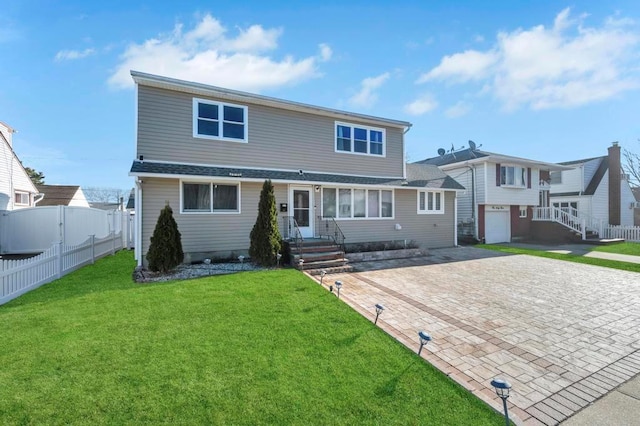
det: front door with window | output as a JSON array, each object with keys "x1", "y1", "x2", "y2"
[{"x1": 290, "y1": 186, "x2": 314, "y2": 238}]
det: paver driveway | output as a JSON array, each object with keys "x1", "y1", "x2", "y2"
[{"x1": 323, "y1": 247, "x2": 640, "y2": 425}]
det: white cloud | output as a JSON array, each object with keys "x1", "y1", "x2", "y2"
[
  {"x1": 404, "y1": 94, "x2": 438, "y2": 115},
  {"x1": 417, "y1": 8, "x2": 640, "y2": 110},
  {"x1": 445, "y1": 101, "x2": 472, "y2": 118},
  {"x1": 348, "y1": 72, "x2": 390, "y2": 108},
  {"x1": 54, "y1": 48, "x2": 95, "y2": 61},
  {"x1": 108, "y1": 14, "x2": 329, "y2": 92},
  {"x1": 319, "y1": 43, "x2": 332, "y2": 62}
]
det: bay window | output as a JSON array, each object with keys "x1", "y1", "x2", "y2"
[{"x1": 322, "y1": 187, "x2": 393, "y2": 219}]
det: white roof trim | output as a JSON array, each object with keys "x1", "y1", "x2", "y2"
[{"x1": 438, "y1": 154, "x2": 573, "y2": 171}]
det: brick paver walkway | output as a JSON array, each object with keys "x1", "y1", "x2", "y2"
[{"x1": 315, "y1": 247, "x2": 640, "y2": 425}]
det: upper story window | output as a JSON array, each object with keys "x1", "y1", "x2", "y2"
[
  {"x1": 14, "y1": 191, "x2": 30, "y2": 205},
  {"x1": 181, "y1": 181, "x2": 240, "y2": 214},
  {"x1": 549, "y1": 171, "x2": 562, "y2": 184},
  {"x1": 417, "y1": 190, "x2": 444, "y2": 214},
  {"x1": 499, "y1": 165, "x2": 528, "y2": 188},
  {"x1": 193, "y1": 98, "x2": 247, "y2": 143},
  {"x1": 335, "y1": 122, "x2": 385, "y2": 157}
]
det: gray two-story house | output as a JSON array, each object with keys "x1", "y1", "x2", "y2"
[{"x1": 129, "y1": 72, "x2": 463, "y2": 266}]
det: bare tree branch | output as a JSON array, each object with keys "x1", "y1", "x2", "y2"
[
  {"x1": 83, "y1": 187, "x2": 128, "y2": 204},
  {"x1": 622, "y1": 140, "x2": 640, "y2": 187}
]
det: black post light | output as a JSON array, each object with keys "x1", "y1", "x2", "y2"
[
  {"x1": 490, "y1": 378, "x2": 512, "y2": 426},
  {"x1": 334, "y1": 280, "x2": 342, "y2": 299},
  {"x1": 374, "y1": 304, "x2": 385, "y2": 324},
  {"x1": 417, "y1": 331, "x2": 432, "y2": 355}
]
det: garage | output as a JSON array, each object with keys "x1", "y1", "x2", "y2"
[{"x1": 485, "y1": 208, "x2": 510, "y2": 243}]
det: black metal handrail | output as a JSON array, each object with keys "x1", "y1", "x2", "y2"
[
  {"x1": 316, "y1": 216, "x2": 345, "y2": 253},
  {"x1": 282, "y1": 216, "x2": 304, "y2": 261}
]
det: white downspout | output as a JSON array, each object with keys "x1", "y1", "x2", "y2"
[
  {"x1": 135, "y1": 178, "x2": 143, "y2": 266},
  {"x1": 454, "y1": 192, "x2": 458, "y2": 247}
]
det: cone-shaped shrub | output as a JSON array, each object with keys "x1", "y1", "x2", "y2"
[
  {"x1": 249, "y1": 180, "x2": 281, "y2": 266},
  {"x1": 147, "y1": 204, "x2": 184, "y2": 272}
]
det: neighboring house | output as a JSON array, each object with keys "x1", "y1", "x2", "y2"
[
  {"x1": 125, "y1": 188, "x2": 135, "y2": 212},
  {"x1": 0, "y1": 121, "x2": 41, "y2": 210},
  {"x1": 549, "y1": 142, "x2": 636, "y2": 228},
  {"x1": 633, "y1": 187, "x2": 640, "y2": 226},
  {"x1": 90, "y1": 202, "x2": 122, "y2": 211},
  {"x1": 129, "y1": 71, "x2": 464, "y2": 267},
  {"x1": 36, "y1": 184, "x2": 90, "y2": 207},
  {"x1": 416, "y1": 146, "x2": 569, "y2": 244}
]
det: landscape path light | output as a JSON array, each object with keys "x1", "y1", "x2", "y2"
[
  {"x1": 334, "y1": 280, "x2": 342, "y2": 299},
  {"x1": 490, "y1": 378, "x2": 512, "y2": 426},
  {"x1": 320, "y1": 270, "x2": 327, "y2": 286},
  {"x1": 238, "y1": 255, "x2": 245, "y2": 270},
  {"x1": 374, "y1": 304, "x2": 385, "y2": 324},
  {"x1": 417, "y1": 331, "x2": 432, "y2": 355},
  {"x1": 276, "y1": 253, "x2": 282, "y2": 268}
]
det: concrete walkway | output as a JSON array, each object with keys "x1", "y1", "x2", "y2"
[
  {"x1": 311, "y1": 246, "x2": 640, "y2": 425},
  {"x1": 504, "y1": 242, "x2": 640, "y2": 265}
]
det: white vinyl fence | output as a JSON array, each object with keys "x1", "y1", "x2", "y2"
[
  {"x1": 0, "y1": 232, "x2": 123, "y2": 305},
  {"x1": 601, "y1": 224, "x2": 640, "y2": 242},
  {"x1": 0, "y1": 206, "x2": 131, "y2": 254}
]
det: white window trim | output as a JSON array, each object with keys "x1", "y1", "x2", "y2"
[
  {"x1": 321, "y1": 186, "x2": 394, "y2": 220},
  {"x1": 519, "y1": 205, "x2": 527, "y2": 218},
  {"x1": 193, "y1": 98, "x2": 248, "y2": 143},
  {"x1": 334, "y1": 121, "x2": 386, "y2": 157},
  {"x1": 14, "y1": 191, "x2": 30, "y2": 206},
  {"x1": 417, "y1": 190, "x2": 445, "y2": 214},
  {"x1": 179, "y1": 180, "x2": 242, "y2": 214},
  {"x1": 500, "y1": 164, "x2": 527, "y2": 188}
]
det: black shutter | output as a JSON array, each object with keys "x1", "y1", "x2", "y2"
[
  {"x1": 527, "y1": 168, "x2": 532, "y2": 188},
  {"x1": 496, "y1": 163, "x2": 501, "y2": 186}
]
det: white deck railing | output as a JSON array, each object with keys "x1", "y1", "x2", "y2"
[
  {"x1": 0, "y1": 232, "x2": 123, "y2": 306},
  {"x1": 601, "y1": 225, "x2": 640, "y2": 242},
  {"x1": 532, "y1": 206, "x2": 587, "y2": 239}
]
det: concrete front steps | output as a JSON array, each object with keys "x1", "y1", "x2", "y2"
[{"x1": 289, "y1": 238, "x2": 352, "y2": 275}]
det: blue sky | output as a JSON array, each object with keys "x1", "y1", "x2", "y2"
[{"x1": 2, "y1": 1, "x2": 640, "y2": 190}]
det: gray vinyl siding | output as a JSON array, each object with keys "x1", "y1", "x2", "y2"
[
  {"x1": 141, "y1": 179, "x2": 456, "y2": 264},
  {"x1": 137, "y1": 86, "x2": 404, "y2": 178},
  {"x1": 140, "y1": 178, "x2": 288, "y2": 263},
  {"x1": 314, "y1": 189, "x2": 455, "y2": 249}
]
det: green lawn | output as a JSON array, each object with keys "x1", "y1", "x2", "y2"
[
  {"x1": 0, "y1": 251, "x2": 502, "y2": 425},
  {"x1": 481, "y1": 244, "x2": 640, "y2": 273},
  {"x1": 592, "y1": 241, "x2": 640, "y2": 255}
]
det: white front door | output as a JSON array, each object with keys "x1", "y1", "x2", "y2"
[{"x1": 290, "y1": 186, "x2": 314, "y2": 238}]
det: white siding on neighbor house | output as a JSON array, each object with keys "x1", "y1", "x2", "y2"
[
  {"x1": 0, "y1": 137, "x2": 37, "y2": 210},
  {"x1": 550, "y1": 165, "x2": 584, "y2": 194},
  {"x1": 591, "y1": 170, "x2": 609, "y2": 223},
  {"x1": 137, "y1": 86, "x2": 405, "y2": 178},
  {"x1": 442, "y1": 166, "x2": 473, "y2": 223},
  {"x1": 550, "y1": 196, "x2": 592, "y2": 216},
  {"x1": 621, "y1": 178, "x2": 636, "y2": 226},
  {"x1": 476, "y1": 164, "x2": 486, "y2": 204},
  {"x1": 68, "y1": 189, "x2": 90, "y2": 207},
  {"x1": 583, "y1": 158, "x2": 603, "y2": 188},
  {"x1": 484, "y1": 162, "x2": 540, "y2": 206}
]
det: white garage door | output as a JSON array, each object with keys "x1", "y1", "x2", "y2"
[{"x1": 485, "y1": 211, "x2": 510, "y2": 244}]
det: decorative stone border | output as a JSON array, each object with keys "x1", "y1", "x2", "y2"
[{"x1": 345, "y1": 248, "x2": 427, "y2": 263}]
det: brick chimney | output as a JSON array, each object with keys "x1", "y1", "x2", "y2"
[{"x1": 608, "y1": 142, "x2": 621, "y2": 225}]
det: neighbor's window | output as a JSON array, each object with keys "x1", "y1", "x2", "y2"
[
  {"x1": 335, "y1": 122, "x2": 385, "y2": 156},
  {"x1": 500, "y1": 165, "x2": 527, "y2": 187},
  {"x1": 519, "y1": 206, "x2": 527, "y2": 218},
  {"x1": 14, "y1": 191, "x2": 30, "y2": 205},
  {"x1": 182, "y1": 182, "x2": 240, "y2": 213},
  {"x1": 193, "y1": 98, "x2": 247, "y2": 142},
  {"x1": 418, "y1": 190, "x2": 444, "y2": 214},
  {"x1": 322, "y1": 187, "x2": 393, "y2": 219},
  {"x1": 550, "y1": 171, "x2": 562, "y2": 184}
]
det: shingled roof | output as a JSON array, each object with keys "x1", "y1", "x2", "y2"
[
  {"x1": 36, "y1": 185, "x2": 81, "y2": 206},
  {"x1": 129, "y1": 161, "x2": 464, "y2": 191}
]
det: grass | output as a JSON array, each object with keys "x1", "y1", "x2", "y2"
[
  {"x1": 0, "y1": 251, "x2": 502, "y2": 425},
  {"x1": 481, "y1": 244, "x2": 640, "y2": 273},
  {"x1": 592, "y1": 241, "x2": 640, "y2": 255}
]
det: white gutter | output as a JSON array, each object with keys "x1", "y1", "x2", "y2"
[
  {"x1": 454, "y1": 192, "x2": 458, "y2": 247},
  {"x1": 402, "y1": 124, "x2": 413, "y2": 180},
  {"x1": 33, "y1": 193, "x2": 45, "y2": 205}
]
